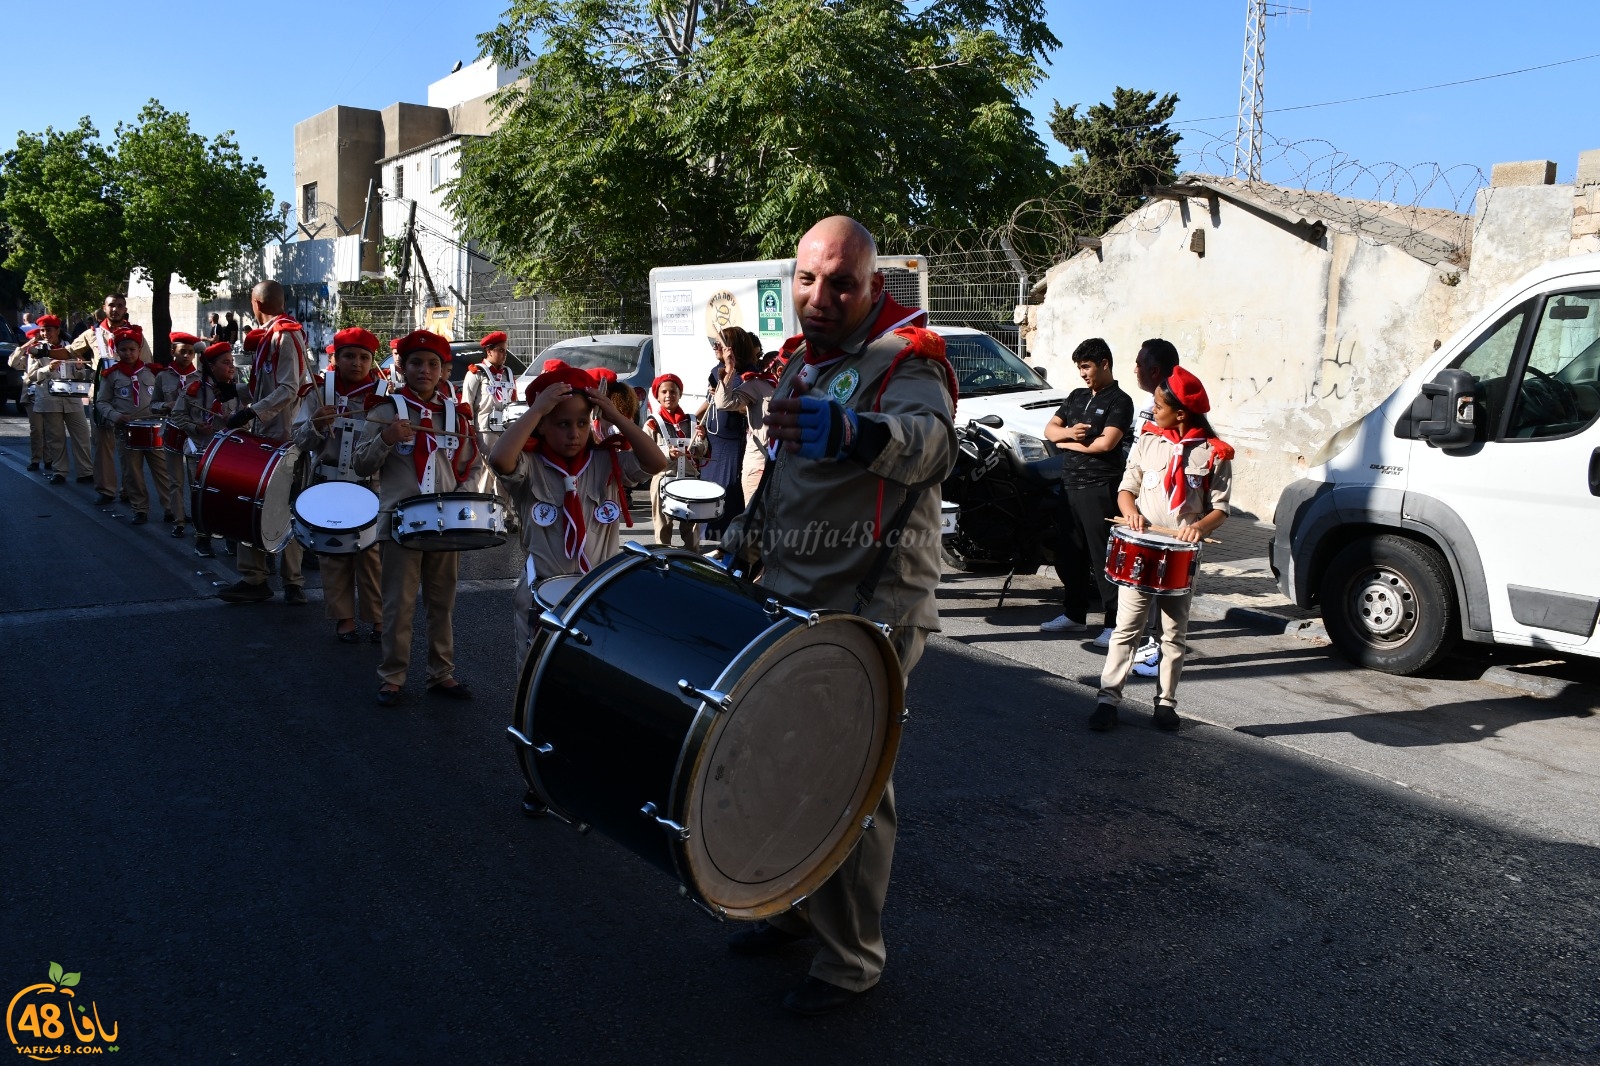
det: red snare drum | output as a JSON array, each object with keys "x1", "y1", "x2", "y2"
[
  {"x1": 162, "y1": 419, "x2": 189, "y2": 453},
  {"x1": 124, "y1": 418, "x2": 166, "y2": 451},
  {"x1": 192, "y1": 431, "x2": 301, "y2": 551},
  {"x1": 1105, "y1": 526, "x2": 1199, "y2": 596}
]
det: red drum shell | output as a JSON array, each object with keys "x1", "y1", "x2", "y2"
[
  {"x1": 162, "y1": 420, "x2": 189, "y2": 452},
  {"x1": 124, "y1": 419, "x2": 165, "y2": 451},
  {"x1": 1104, "y1": 526, "x2": 1198, "y2": 596},
  {"x1": 191, "y1": 431, "x2": 300, "y2": 551}
]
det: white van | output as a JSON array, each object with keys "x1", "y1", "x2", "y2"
[{"x1": 1271, "y1": 252, "x2": 1600, "y2": 674}]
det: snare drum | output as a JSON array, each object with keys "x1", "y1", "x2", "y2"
[
  {"x1": 293, "y1": 481, "x2": 381, "y2": 555},
  {"x1": 660, "y1": 478, "x2": 725, "y2": 522},
  {"x1": 487, "y1": 410, "x2": 508, "y2": 433},
  {"x1": 123, "y1": 419, "x2": 166, "y2": 451},
  {"x1": 162, "y1": 420, "x2": 189, "y2": 453},
  {"x1": 391, "y1": 491, "x2": 507, "y2": 551},
  {"x1": 192, "y1": 431, "x2": 301, "y2": 551},
  {"x1": 47, "y1": 361, "x2": 93, "y2": 397},
  {"x1": 1104, "y1": 526, "x2": 1199, "y2": 596},
  {"x1": 510, "y1": 544, "x2": 904, "y2": 920}
]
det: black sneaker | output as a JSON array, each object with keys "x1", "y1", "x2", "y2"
[
  {"x1": 76, "y1": 475, "x2": 94, "y2": 484},
  {"x1": 217, "y1": 580, "x2": 272, "y2": 604},
  {"x1": 47, "y1": 473, "x2": 65, "y2": 485},
  {"x1": 1153, "y1": 704, "x2": 1180, "y2": 731},
  {"x1": 194, "y1": 539, "x2": 215, "y2": 558},
  {"x1": 283, "y1": 584, "x2": 308, "y2": 606},
  {"x1": 26, "y1": 461, "x2": 39, "y2": 471},
  {"x1": 1088, "y1": 702, "x2": 1119, "y2": 731},
  {"x1": 95, "y1": 492, "x2": 113, "y2": 505},
  {"x1": 130, "y1": 512, "x2": 148, "y2": 526}
]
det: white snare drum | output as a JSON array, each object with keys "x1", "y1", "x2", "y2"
[
  {"x1": 293, "y1": 481, "x2": 381, "y2": 555},
  {"x1": 660, "y1": 478, "x2": 725, "y2": 522},
  {"x1": 47, "y1": 380, "x2": 93, "y2": 397},
  {"x1": 391, "y1": 491, "x2": 508, "y2": 551}
]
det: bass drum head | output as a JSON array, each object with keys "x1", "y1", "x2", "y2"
[
  {"x1": 295, "y1": 481, "x2": 380, "y2": 531},
  {"x1": 257, "y1": 444, "x2": 301, "y2": 550},
  {"x1": 533, "y1": 574, "x2": 583, "y2": 613},
  {"x1": 662, "y1": 479, "x2": 725, "y2": 504},
  {"x1": 680, "y1": 615, "x2": 901, "y2": 917}
]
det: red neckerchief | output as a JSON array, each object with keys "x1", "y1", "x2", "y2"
[
  {"x1": 656, "y1": 406, "x2": 689, "y2": 431},
  {"x1": 252, "y1": 315, "x2": 305, "y2": 388},
  {"x1": 788, "y1": 295, "x2": 924, "y2": 398},
  {"x1": 533, "y1": 441, "x2": 594, "y2": 570},
  {"x1": 1144, "y1": 423, "x2": 1212, "y2": 513},
  {"x1": 331, "y1": 370, "x2": 383, "y2": 409},
  {"x1": 109, "y1": 359, "x2": 148, "y2": 405},
  {"x1": 170, "y1": 361, "x2": 198, "y2": 391}
]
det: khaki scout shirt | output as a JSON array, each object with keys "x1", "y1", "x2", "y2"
[
  {"x1": 93, "y1": 360, "x2": 158, "y2": 424},
  {"x1": 353, "y1": 395, "x2": 484, "y2": 538},
  {"x1": 498, "y1": 447, "x2": 647, "y2": 582},
  {"x1": 1118, "y1": 432, "x2": 1233, "y2": 530},
  {"x1": 248, "y1": 317, "x2": 310, "y2": 439},
  {"x1": 15, "y1": 343, "x2": 69, "y2": 415},
  {"x1": 291, "y1": 374, "x2": 386, "y2": 488},
  {"x1": 460, "y1": 362, "x2": 518, "y2": 436},
  {"x1": 725, "y1": 300, "x2": 957, "y2": 630},
  {"x1": 152, "y1": 363, "x2": 201, "y2": 418},
  {"x1": 171, "y1": 381, "x2": 241, "y2": 449}
]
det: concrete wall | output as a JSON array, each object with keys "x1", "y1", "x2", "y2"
[
  {"x1": 427, "y1": 59, "x2": 521, "y2": 110},
  {"x1": 1027, "y1": 196, "x2": 1459, "y2": 516},
  {"x1": 380, "y1": 103, "x2": 450, "y2": 161},
  {"x1": 293, "y1": 106, "x2": 384, "y2": 238},
  {"x1": 1458, "y1": 184, "x2": 1574, "y2": 315}
]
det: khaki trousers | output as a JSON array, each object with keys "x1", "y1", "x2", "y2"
[
  {"x1": 378, "y1": 541, "x2": 459, "y2": 687},
  {"x1": 766, "y1": 625, "x2": 928, "y2": 992},
  {"x1": 118, "y1": 441, "x2": 170, "y2": 515},
  {"x1": 39, "y1": 411, "x2": 65, "y2": 471},
  {"x1": 238, "y1": 539, "x2": 304, "y2": 588},
  {"x1": 56, "y1": 405, "x2": 93, "y2": 478},
  {"x1": 322, "y1": 546, "x2": 382, "y2": 623},
  {"x1": 162, "y1": 450, "x2": 188, "y2": 522},
  {"x1": 26, "y1": 405, "x2": 42, "y2": 462},
  {"x1": 94, "y1": 422, "x2": 119, "y2": 495},
  {"x1": 1099, "y1": 586, "x2": 1192, "y2": 709}
]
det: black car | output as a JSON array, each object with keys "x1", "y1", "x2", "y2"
[{"x1": 0, "y1": 318, "x2": 25, "y2": 414}]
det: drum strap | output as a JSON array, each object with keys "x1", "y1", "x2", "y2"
[
  {"x1": 852, "y1": 487, "x2": 924, "y2": 616},
  {"x1": 393, "y1": 393, "x2": 458, "y2": 494}
]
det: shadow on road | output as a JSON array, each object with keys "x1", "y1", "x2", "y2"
[{"x1": 1236, "y1": 697, "x2": 1596, "y2": 747}]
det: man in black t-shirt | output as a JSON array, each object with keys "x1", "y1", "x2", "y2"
[{"x1": 1040, "y1": 337, "x2": 1133, "y2": 643}]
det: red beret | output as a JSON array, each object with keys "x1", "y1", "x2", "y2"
[
  {"x1": 332, "y1": 327, "x2": 380, "y2": 354},
  {"x1": 479, "y1": 330, "x2": 508, "y2": 348},
  {"x1": 542, "y1": 358, "x2": 569, "y2": 373},
  {"x1": 201, "y1": 341, "x2": 232, "y2": 361},
  {"x1": 526, "y1": 365, "x2": 596, "y2": 404},
  {"x1": 35, "y1": 314, "x2": 60, "y2": 328},
  {"x1": 1164, "y1": 366, "x2": 1211, "y2": 415},
  {"x1": 591, "y1": 367, "x2": 618, "y2": 386},
  {"x1": 651, "y1": 373, "x2": 683, "y2": 397},
  {"x1": 389, "y1": 338, "x2": 400, "y2": 350},
  {"x1": 245, "y1": 329, "x2": 266, "y2": 347},
  {"x1": 169, "y1": 331, "x2": 201, "y2": 346},
  {"x1": 113, "y1": 325, "x2": 144, "y2": 344},
  {"x1": 325, "y1": 344, "x2": 336, "y2": 355},
  {"x1": 396, "y1": 329, "x2": 452, "y2": 362}
]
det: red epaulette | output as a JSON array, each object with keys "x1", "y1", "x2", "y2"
[
  {"x1": 778, "y1": 334, "x2": 806, "y2": 360},
  {"x1": 186, "y1": 380, "x2": 203, "y2": 398},
  {"x1": 870, "y1": 326, "x2": 958, "y2": 413},
  {"x1": 297, "y1": 376, "x2": 321, "y2": 399},
  {"x1": 468, "y1": 364, "x2": 483, "y2": 375},
  {"x1": 100, "y1": 364, "x2": 116, "y2": 379}
]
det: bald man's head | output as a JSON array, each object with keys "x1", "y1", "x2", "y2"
[
  {"x1": 251, "y1": 280, "x2": 285, "y2": 317},
  {"x1": 793, "y1": 215, "x2": 883, "y2": 349}
]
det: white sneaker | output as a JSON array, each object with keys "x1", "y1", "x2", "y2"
[
  {"x1": 1092, "y1": 627, "x2": 1114, "y2": 649},
  {"x1": 1132, "y1": 642, "x2": 1162, "y2": 677},
  {"x1": 1135, "y1": 637, "x2": 1159, "y2": 659},
  {"x1": 1040, "y1": 614, "x2": 1087, "y2": 633}
]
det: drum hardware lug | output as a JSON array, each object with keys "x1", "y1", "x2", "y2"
[
  {"x1": 537, "y1": 609, "x2": 590, "y2": 645},
  {"x1": 521, "y1": 789, "x2": 548, "y2": 818},
  {"x1": 678, "y1": 679, "x2": 733, "y2": 711},
  {"x1": 781, "y1": 605, "x2": 820, "y2": 627},
  {"x1": 505, "y1": 726, "x2": 534, "y2": 748},
  {"x1": 764, "y1": 597, "x2": 782, "y2": 617},
  {"x1": 790, "y1": 895, "x2": 808, "y2": 910},
  {"x1": 640, "y1": 801, "x2": 691, "y2": 841},
  {"x1": 876, "y1": 623, "x2": 893, "y2": 637},
  {"x1": 686, "y1": 894, "x2": 725, "y2": 921},
  {"x1": 621, "y1": 540, "x2": 655, "y2": 559},
  {"x1": 899, "y1": 708, "x2": 911, "y2": 724},
  {"x1": 1130, "y1": 558, "x2": 1145, "y2": 581},
  {"x1": 862, "y1": 815, "x2": 875, "y2": 830},
  {"x1": 652, "y1": 557, "x2": 671, "y2": 573}
]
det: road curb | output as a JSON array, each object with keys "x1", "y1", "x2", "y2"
[
  {"x1": 1190, "y1": 594, "x2": 1328, "y2": 641},
  {"x1": 1479, "y1": 664, "x2": 1578, "y2": 699}
]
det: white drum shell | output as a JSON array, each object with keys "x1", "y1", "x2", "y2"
[
  {"x1": 392, "y1": 492, "x2": 508, "y2": 551},
  {"x1": 660, "y1": 478, "x2": 725, "y2": 521}
]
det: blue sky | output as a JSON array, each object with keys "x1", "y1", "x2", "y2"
[{"x1": 4, "y1": 0, "x2": 1595, "y2": 219}]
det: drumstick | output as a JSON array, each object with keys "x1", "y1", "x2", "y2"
[{"x1": 1105, "y1": 516, "x2": 1221, "y2": 545}]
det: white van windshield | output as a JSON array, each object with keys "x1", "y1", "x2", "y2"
[{"x1": 943, "y1": 334, "x2": 1049, "y2": 397}]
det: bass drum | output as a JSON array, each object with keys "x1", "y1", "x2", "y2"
[
  {"x1": 191, "y1": 431, "x2": 301, "y2": 551},
  {"x1": 510, "y1": 544, "x2": 904, "y2": 920}
]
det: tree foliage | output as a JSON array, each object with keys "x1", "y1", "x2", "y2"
[
  {"x1": 451, "y1": 0, "x2": 1060, "y2": 296},
  {"x1": 1048, "y1": 87, "x2": 1180, "y2": 237}
]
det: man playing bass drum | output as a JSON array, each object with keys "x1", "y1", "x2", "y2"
[{"x1": 721, "y1": 215, "x2": 957, "y2": 1016}]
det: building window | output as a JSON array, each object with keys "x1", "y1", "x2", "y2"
[
  {"x1": 302, "y1": 182, "x2": 318, "y2": 222},
  {"x1": 394, "y1": 165, "x2": 404, "y2": 199},
  {"x1": 430, "y1": 154, "x2": 443, "y2": 189}
]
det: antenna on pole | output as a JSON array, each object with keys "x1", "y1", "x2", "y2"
[{"x1": 1233, "y1": 0, "x2": 1309, "y2": 182}]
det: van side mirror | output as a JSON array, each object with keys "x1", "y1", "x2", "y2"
[
  {"x1": 1394, "y1": 369, "x2": 1476, "y2": 449},
  {"x1": 975, "y1": 413, "x2": 1004, "y2": 428},
  {"x1": 1032, "y1": 365, "x2": 1048, "y2": 380}
]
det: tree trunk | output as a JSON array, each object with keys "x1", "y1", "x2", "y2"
[{"x1": 151, "y1": 271, "x2": 172, "y2": 363}]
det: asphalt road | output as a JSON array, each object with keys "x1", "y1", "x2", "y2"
[{"x1": 4, "y1": 417, "x2": 1600, "y2": 1065}]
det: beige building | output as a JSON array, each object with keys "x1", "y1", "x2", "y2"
[{"x1": 1021, "y1": 151, "x2": 1600, "y2": 515}]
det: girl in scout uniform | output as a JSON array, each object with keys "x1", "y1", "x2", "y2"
[
  {"x1": 353, "y1": 330, "x2": 483, "y2": 707},
  {"x1": 1092, "y1": 366, "x2": 1232, "y2": 733},
  {"x1": 488, "y1": 364, "x2": 667, "y2": 666},
  {"x1": 291, "y1": 327, "x2": 390, "y2": 644},
  {"x1": 93, "y1": 326, "x2": 166, "y2": 526},
  {"x1": 152, "y1": 332, "x2": 204, "y2": 537},
  {"x1": 171, "y1": 342, "x2": 244, "y2": 557},
  {"x1": 643, "y1": 373, "x2": 708, "y2": 549}
]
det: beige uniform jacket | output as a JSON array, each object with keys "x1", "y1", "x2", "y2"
[
  {"x1": 460, "y1": 363, "x2": 518, "y2": 435},
  {"x1": 93, "y1": 361, "x2": 158, "y2": 424},
  {"x1": 152, "y1": 364, "x2": 201, "y2": 418},
  {"x1": 248, "y1": 318, "x2": 310, "y2": 439},
  {"x1": 644, "y1": 412, "x2": 707, "y2": 480},
  {"x1": 499, "y1": 447, "x2": 648, "y2": 581},
  {"x1": 170, "y1": 381, "x2": 242, "y2": 449},
  {"x1": 1118, "y1": 433, "x2": 1233, "y2": 530},
  {"x1": 71, "y1": 325, "x2": 152, "y2": 423},
  {"x1": 725, "y1": 308, "x2": 956, "y2": 630},
  {"x1": 353, "y1": 397, "x2": 484, "y2": 538},
  {"x1": 16, "y1": 344, "x2": 69, "y2": 415},
  {"x1": 291, "y1": 375, "x2": 385, "y2": 489},
  {"x1": 716, "y1": 373, "x2": 776, "y2": 460}
]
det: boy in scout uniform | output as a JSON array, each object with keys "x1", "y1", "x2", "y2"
[
  {"x1": 93, "y1": 326, "x2": 167, "y2": 526},
  {"x1": 216, "y1": 281, "x2": 311, "y2": 605},
  {"x1": 720, "y1": 217, "x2": 956, "y2": 1016},
  {"x1": 460, "y1": 330, "x2": 519, "y2": 518},
  {"x1": 152, "y1": 332, "x2": 204, "y2": 536},
  {"x1": 488, "y1": 364, "x2": 666, "y2": 666},
  {"x1": 70, "y1": 294, "x2": 151, "y2": 503},
  {"x1": 353, "y1": 330, "x2": 483, "y2": 706},
  {"x1": 291, "y1": 327, "x2": 389, "y2": 643},
  {"x1": 171, "y1": 342, "x2": 243, "y2": 557}
]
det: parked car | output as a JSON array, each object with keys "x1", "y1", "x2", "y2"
[
  {"x1": 1271, "y1": 251, "x2": 1600, "y2": 675},
  {"x1": 512, "y1": 334, "x2": 655, "y2": 397},
  {"x1": 0, "y1": 318, "x2": 23, "y2": 414}
]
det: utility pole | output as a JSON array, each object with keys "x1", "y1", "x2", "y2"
[{"x1": 1233, "y1": 0, "x2": 1308, "y2": 182}]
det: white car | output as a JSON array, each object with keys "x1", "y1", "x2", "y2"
[
  {"x1": 1273, "y1": 251, "x2": 1600, "y2": 674},
  {"x1": 933, "y1": 326, "x2": 1069, "y2": 461}
]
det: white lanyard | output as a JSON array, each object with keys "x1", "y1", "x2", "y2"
[{"x1": 393, "y1": 392, "x2": 458, "y2": 494}]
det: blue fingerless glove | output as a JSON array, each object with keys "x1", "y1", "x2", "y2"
[{"x1": 793, "y1": 396, "x2": 857, "y2": 461}]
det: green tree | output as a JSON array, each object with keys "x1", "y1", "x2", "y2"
[
  {"x1": 1, "y1": 118, "x2": 128, "y2": 318},
  {"x1": 1048, "y1": 87, "x2": 1181, "y2": 238},
  {"x1": 113, "y1": 101, "x2": 274, "y2": 359},
  {"x1": 451, "y1": 0, "x2": 1059, "y2": 297}
]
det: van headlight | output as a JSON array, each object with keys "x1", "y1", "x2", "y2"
[
  {"x1": 1309, "y1": 419, "x2": 1363, "y2": 468},
  {"x1": 1013, "y1": 433, "x2": 1050, "y2": 462}
]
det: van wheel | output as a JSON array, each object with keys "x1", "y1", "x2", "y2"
[{"x1": 1320, "y1": 534, "x2": 1457, "y2": 675}]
